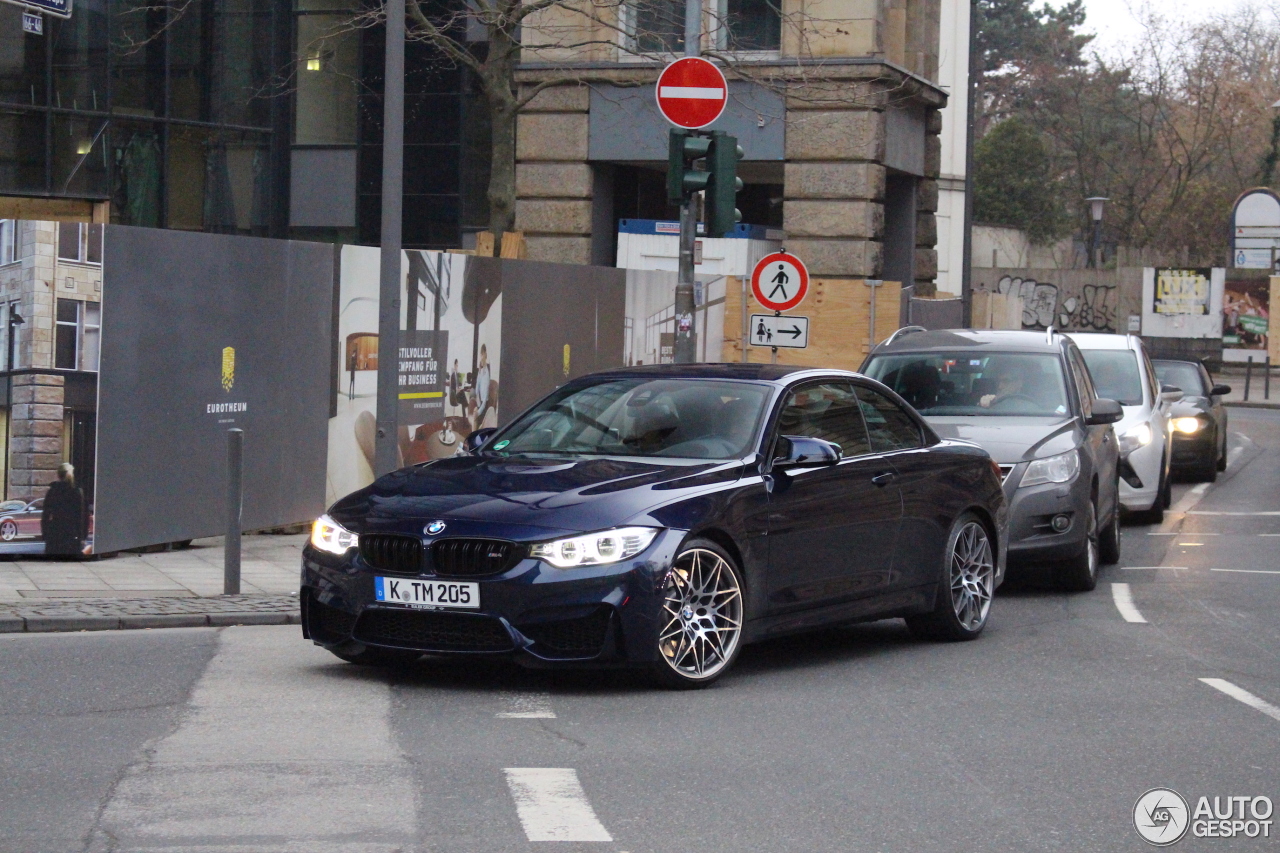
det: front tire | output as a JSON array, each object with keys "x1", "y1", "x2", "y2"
[
  {"x1": 905, "y1": 512, "x2": 995, "y2": 642},
  {"x1": 652, "y1": 539, "x2": 745, "y2": 689},
  {"x1": 1059, "y1": 501, "x2": 1100, "y2": 592},
  {"x1": 1099, "y1": 496, "x2": 1121, "y2": 565}
]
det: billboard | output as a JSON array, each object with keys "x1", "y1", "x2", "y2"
[
  {"x1": 1222, "y1": 278, "x2": 1271, "y2": 363},
  {"x1": 1141, "y1": 268, "x2": 1224, "y2": 339}
]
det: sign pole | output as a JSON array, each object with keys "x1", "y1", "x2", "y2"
[
  {"x1": 673, "y1": 0, "x2": 702, "y2": 364},
  {"x1": 224, "y1": 428, "x2": 243, "y2": 596},
  {"x1": 865, "y1": 278, "x2": 883, "y2": 353},
  {"x1": 374, "y1": 0, "x2": 405, "y2": 475}
]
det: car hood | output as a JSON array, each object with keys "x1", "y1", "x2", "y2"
[
  {"x1": 327, "y1": 454, "x2": 746, "y2": 540},
  {"x1": 924, "y1": 416, "x2": 1081, "y2": 464},
  {"x1": 1170, "y1": 396, "x2": 1213, "y2": 417}
]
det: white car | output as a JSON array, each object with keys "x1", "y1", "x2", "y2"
[{"x1": 1070, "y1": 333, "x2": 1181, "y2": 522}]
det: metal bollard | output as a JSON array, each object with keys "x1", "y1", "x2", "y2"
[
  {"x1": 225, "y1": 428, "x2": 243, "y2": 595},
  {"x1": 1267, "y1": 356, "x2": 1272, "y2": 401},
  {"x1": 1244, "y1": 356, "x2": 1253, "y2": 402}
]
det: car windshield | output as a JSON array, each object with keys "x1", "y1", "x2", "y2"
[
  {"x1": 1080, "y1": 350, "x2": 1144, "y2": 406},
  {"x1": 864, "y1": 352, "x2": 1070, "y2": 417},
  {"x1": 1154, "y1": 361, "x2": 1206, "y2": 396},
  {"x1": 489, "y1": 378, "x2": 772, "y2": 460}
]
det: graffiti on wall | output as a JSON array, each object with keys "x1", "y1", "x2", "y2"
[{"x1": 995, "y1": 275, "x2": 1117, "y2": 332}]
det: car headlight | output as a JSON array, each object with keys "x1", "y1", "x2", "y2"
[
  {"x1": 530, "y1": 527, "x2": 660, "y2": 569},
  {"x1": 1172, "y1": 416, "x2": 1205, "y2": 434},
  {"x1": 1118, "y1": 423, "x2": 1153, "y2": 455},
  {"x1": 311, "y1": 514, "x2": 358, "y2": 555},
  {"x1": 1020, "y1": 450, "x2": 1080, "y2": 487}
]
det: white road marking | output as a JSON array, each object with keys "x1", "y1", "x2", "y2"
[
  {"x1": 1111, "y1": 583, "x2": 1147, "y2": 623},
  {"x1": 1122, "y1": 566, "x2": 1188, "y2": 570},
  {"x1": 1178, "y1": 543, "x2": 1204, "y2": 546},
  {"x1": 1200, "y1": 678, "x2": 1280, "y2": 723},
  {"x1": 1188, "y1": 511, "x2": 1280, "y2": 516},
  {"x1": 505, "y1": 768, "x2": 613, "y2": 842},
  {"x1": 1158, "y1": 483, "x2": 1213, "y2": 532},
  {"x1": 1147, "y1": 532, "x2": 1178, "y2": 536},
  {"x1": 497, "y1": 691, "x2": 556, "y2": 718},
  {"x1": 1210, "y1": 568, "x2": 1280, "y2": 575},
  {"x1": 97, "y1": 626, "x2": 417, "y2": 851},
  {"x1": 1260, "y1": 534, "x2": 1280, "y2": 537},
  {"x1": 658, "y1": 86, "x2": 724, "y2": 99}
]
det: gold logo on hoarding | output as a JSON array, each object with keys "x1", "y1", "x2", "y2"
[{"x1": 221, "y1": 347, "x2": 235, "y2": 391}]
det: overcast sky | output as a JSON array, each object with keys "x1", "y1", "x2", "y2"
[{"x1": 1078, "y1": 0, "x2": 1224, "y2": 54}]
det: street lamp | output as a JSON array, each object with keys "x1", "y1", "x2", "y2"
[{"x1": 1086, "y1": 197, "x2": 1108, "y2": 269}]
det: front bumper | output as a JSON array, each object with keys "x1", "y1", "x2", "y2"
[
  {"x1": 1118, "y1": 437, "x2": 1163, "y2": 511},
  {"x1": 1170, "y1": 430, "x2": 1215, "y2": 469},
  {"x1": 301, "y1": 528, "x2": 685, "y2": 668},
  {"x1": 1002, "y1": 468, "x2": 1091, "y2": 564}
]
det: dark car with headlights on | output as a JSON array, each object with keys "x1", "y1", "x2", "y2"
[
  {"x1": 862, "y1": 328, "x2": 1123, "y2": 591},
  {"x1": 1153, "y1": 359, "x2": 1231, "y2": 482},
  {"x1": 302, "y1": 364, "x2": 1008, "y2": 687}
]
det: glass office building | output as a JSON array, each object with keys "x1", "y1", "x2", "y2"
[{"x1": 0, "y1": 0, "x2": 486, "y2": 247}]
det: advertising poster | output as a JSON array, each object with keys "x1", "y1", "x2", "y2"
[
  {"x1": 1153, "y1": 268, "x2": 1212, "y2": 316},
  {"x1": 1222, "y1": 278, "x2": 1270, "y2": 363},
  {"x1": 327, "y1": 247, "x2": 499, "y2": 505},
  {"x1": 1141, "y1": 267, "x2": 1224, "y2": 340}
]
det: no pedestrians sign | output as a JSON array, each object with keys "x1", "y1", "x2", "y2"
[
  {"x1": 750, "y1": 252, "x2": 809, "y2": 312},
  {"x1": 655, "y1": 57, "x2": 728, "y2": 129}
]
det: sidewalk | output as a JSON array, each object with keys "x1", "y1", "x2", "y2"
[
  {"x1": 1216, "y1": 365, "x2": 1280, "y2": 409},
  {"x1": 0, "y1": 533, "x2": 305, "y2": 634}
]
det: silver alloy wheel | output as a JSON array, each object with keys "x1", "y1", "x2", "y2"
[
  {"x1": 659, "y1": 548, "x2": 743, "y2": 680},
  {"x1": 1085, "y1": 505, "x2": 1099, "y2": 580},
  {"x1": 950, "y1": 522, "x2": 994, "y2": 631},
  {"x1": 0, "y1": 520, "x2": 15, "y2": 541}
]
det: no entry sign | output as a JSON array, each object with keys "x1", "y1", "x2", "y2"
[
  {"x1": 751, "y1": 252, "x2": 809, "y2": 312},
  {"x1": 655, "y1": 57, "x2": 728, "y2": 129}
]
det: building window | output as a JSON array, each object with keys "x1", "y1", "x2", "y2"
[
  {"x1": 0, "y1": 220, "x2": 15, "y2": 265},
  {"x1": 57, "y1": 223, "x2": 103, "y2": 264},
  {"x1": 722, "y1": 0, "x2": 780, "y2": 50},
  {"x1": 632, "y1": 0, "x2": 685, "y2": 53},
  {"x1": 55, "y1": 299, "x2": 100, "y2": 371}
]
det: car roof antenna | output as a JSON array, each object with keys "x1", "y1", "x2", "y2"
[{"x1": 1045, "y1": 325, "x2": 1055, "y2": 345}]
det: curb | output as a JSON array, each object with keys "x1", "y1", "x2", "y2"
[
  {"x1": 0, "y1": 611, "x2": 300, "y2": 634},
  {"x1": 1224, "y1": 400, "x2": 1280, "y2": 410}
]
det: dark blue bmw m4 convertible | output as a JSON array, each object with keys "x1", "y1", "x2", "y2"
[{"x1": 302, "y1": 365, "x2": 1008, "y2": 687}]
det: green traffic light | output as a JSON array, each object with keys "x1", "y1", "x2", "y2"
[{"x1": 704, "y1": 131, "x2": 745, "y2": 236}]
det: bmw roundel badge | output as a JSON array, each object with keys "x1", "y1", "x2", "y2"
[{"x1": 424, "y1": 520, "x2": 447, "y2": 536}]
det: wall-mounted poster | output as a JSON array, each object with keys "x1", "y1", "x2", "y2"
[
  {"x1": 1141, "y1": 267, "x2": 1224, "y2": 339},
  {"x1": 1222, "y1": 278, "x2": 1270, "y2": 363},
  {"x1": 1153, "y1": 268, "x2": 1212, "y2": 315}
]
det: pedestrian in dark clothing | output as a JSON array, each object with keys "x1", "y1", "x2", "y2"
[{"x1": 41, "y1": 463, "x2": 85, "y2": 557}]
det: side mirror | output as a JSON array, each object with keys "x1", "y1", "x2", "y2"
[
  {"x1": 1087, "y1": 398, "x2": 1124, "y2": 425},
  {"x1": 774, "y1": 435, "x2": 842, "y2": 468},
  {"x1": 1159, "y1": 384, "x2": 1184, "y2": 403},
  {"x1": 464, "y1": 427, "x2": 498, "y2": 454},
  {"x1": 1211, "y1": 383, "x2": 1232, "y2": 397}
]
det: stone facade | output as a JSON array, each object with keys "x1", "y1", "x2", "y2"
[
  {"x1": 514, "y1": 0, "x2": 947, "y2": 286},
  {"x1": 0, "y1": 219, "x2": 102, "y2": 500}
]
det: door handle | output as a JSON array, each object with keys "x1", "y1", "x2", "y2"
[{"x1": 871, "y1": 471, "x2": 896, "y2": 486}]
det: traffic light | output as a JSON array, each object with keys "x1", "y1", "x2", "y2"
[
  {"x1": 704, "y1": 130, "x2": 744, "y2": 237},
  {"x1": 668, "y1": 129, "x2": 712, "y2": 204}
]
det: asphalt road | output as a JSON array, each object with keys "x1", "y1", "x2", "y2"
[{"x1": 3, "y1": 409, "x2": 1279, "y2": 852}]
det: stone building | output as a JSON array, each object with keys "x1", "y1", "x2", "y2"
[
  {"x1": 513, "y1": 0, "x2": 950, "y2": 293},
  {"x1": 0, "y1": 220, "x2": 101, "y2": 506}
]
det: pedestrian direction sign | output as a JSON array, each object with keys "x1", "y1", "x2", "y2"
[
  {"x1": 750, "y1": 314, "x2": 809, "y2": 349},
  {"x1": 751, "y1": 251, "x2": 809, "y2": 312}
]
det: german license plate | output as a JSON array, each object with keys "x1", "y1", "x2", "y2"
[{"x1": 374, "y1": 577, "x2": 480, "y2": 609}]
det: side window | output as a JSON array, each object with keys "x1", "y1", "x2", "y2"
[
  {"x1": 775, "y1": 382, "x2": 872, "y2": 457},
  {"x1": 1067, "y1": 349, "x2": 1094, "y2": 418},
  {"x1": 854, "y1": 386, "x2": 923, "y2": 452}
]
